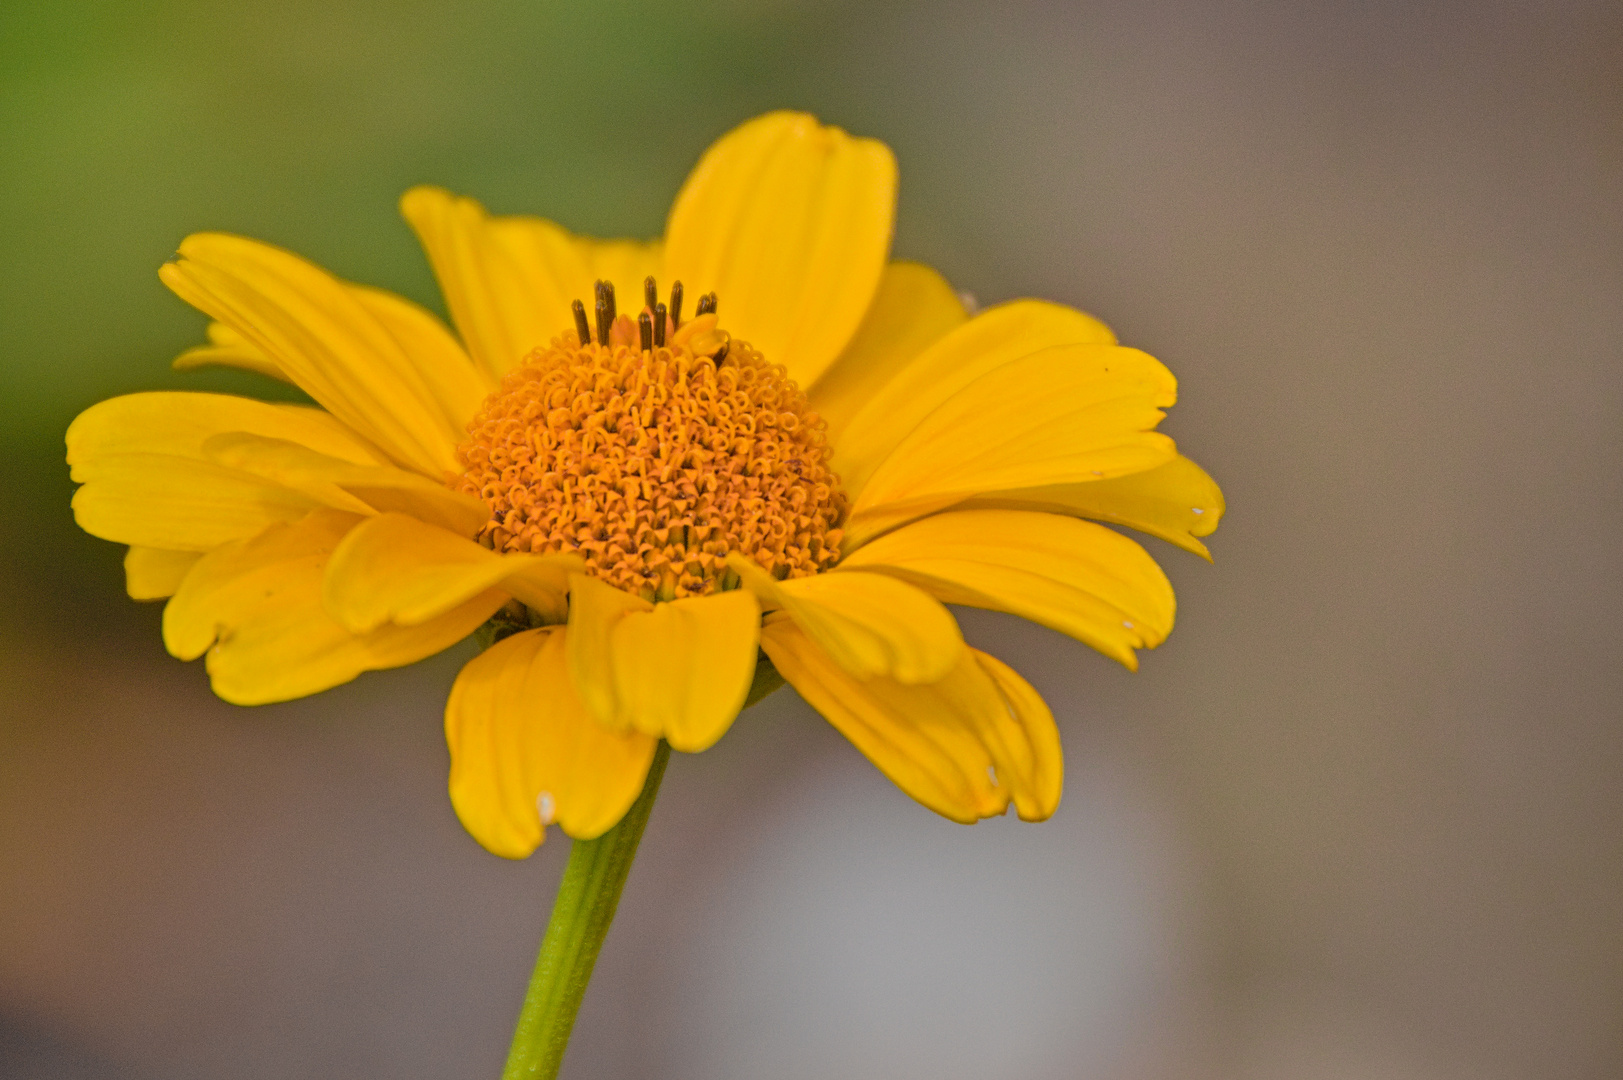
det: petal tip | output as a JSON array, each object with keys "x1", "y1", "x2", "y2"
[{"x1": 399, "y1": 184, "x2": 456, "y2": 221}]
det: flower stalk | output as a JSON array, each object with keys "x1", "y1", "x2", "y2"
[{"x1": 501, "y1": 739, "x2": 671, "y2": 1080}]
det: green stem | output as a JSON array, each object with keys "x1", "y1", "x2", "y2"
[{"x1": 501, "y1": 740, "x2": 671, "y2": 1080}]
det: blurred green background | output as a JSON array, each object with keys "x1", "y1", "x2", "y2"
[{"x1": 3, "y1": 2, "x2": 1620, "y2": 1079}]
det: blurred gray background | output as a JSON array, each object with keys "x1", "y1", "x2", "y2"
[{"x1": 2, "y1": 1, "x2": 1619, "y2": 1077}]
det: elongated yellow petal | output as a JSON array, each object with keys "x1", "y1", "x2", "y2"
[
  {"x1": 845, "y1": 343, "x2": 1178, "y2": 546},
  {"x1": 960, "y1": 454, "x2": 1225, "y2": 559},
  {"x1": 124, "y1": 547, "x2": 202, "y2": 600},
  {"x1": 761, "y1": 617, "x2": 1062, "y2": 822},
  {"x1": 974, "y1": 651, "x2": 1064, "y2": 820},
  {"x1": 726, "y1": 555, "x2": 962, "y2": 683},
  {"x1": 833, "y1": 299, "x2": 1117, "y2": 497},
  {"x1": 445, "y1": 627, "x2": 658, "y2": 857},
  {"x1": 663, "y1": 112, "x2": 896, "y2": 388},
  {"x1": 586, "y1": 582, "x2": 762, "y2": 754},
  {"x1": 163, "y1": 509, "x2": 501, "y2": 705},
  {"x1": 564, "y1": 574, "x2": 651, "y2": 723},
  {"x1": 173, "y1": 321, "x2": 291, "y2": 383},
  {"x1": 566, "y1": 574, "x2": 760, "y2": 752},
  {"x1": 67, "y1": 391, "x2": 387, "y2": 467},
  {"x1": 201, "y1": 432, "x2": 490, "y2": 537},
  {"x1": 72, "y1": 454, "x2": 323, "y2": 550},
  {"x1": 163, "y1": 509, "x2": 356, "y2": 660},
  {"x1": 807, "y1": 261, "x2": 968, "y2": 443},
  {"x1": 174, "y1": 287, "x2": 493, "y2": 427},
  {"x1": 348, "y1": 284, "x2": 493, "y2": 428},
  {"x1": 159, "y1": 233, "x2": 470, "y2": 475},
  {"x1": 66, "y1": 392, "x2": 398, "y2": 549},
  {"x1": 400, "y1": 186, "x2": 661, "y2": 379},
  {"x1": 839, "y1": 509, "x2": 1175, "y2": 670},
  {"x1": 324, "y1": 512, "x2": 581, "y2": 632}
]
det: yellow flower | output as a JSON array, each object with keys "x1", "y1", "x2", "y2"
[{"x1": 67, "y1": 112, "x2": 1223, "y2": 858}]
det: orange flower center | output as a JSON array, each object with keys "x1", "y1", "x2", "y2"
[{"x1": 455, "y1": 280, "x2": 847, "y2": 603}]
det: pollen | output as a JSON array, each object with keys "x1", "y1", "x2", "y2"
[{"x1": 455, "y1": 280, "x2": 847, "y2": 603}]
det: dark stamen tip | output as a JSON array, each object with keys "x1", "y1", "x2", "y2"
[
  {"x1": 696, "y1": 292, "x2": 717, "y2": 317},
  {"x1": 669, "y1": 281, "x2": 684, "y2": 328},
  {"x1": 644, "y1": 276, "x2": 658, "y2": 312},
  {"x1": 653, "y1": 302, "x2": 667, "y2": 346},
  {"x1": 571, "y1": 299, "x2": 591, "y2": 345},
  {"x1": 595, "y1": 294, "x2": 612, "y2": 348},
  {"x1": 638, "y1": 311, "x2": 653, "y2": 352}
]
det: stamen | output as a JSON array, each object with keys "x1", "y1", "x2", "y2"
[
  {"x1": 695, "y1": 292, "x2": 716, "y2": 317},
  {"x1": 669, "y1": 281, "x2": 683, "y2": 328},
  {"x1": 571, "y1": 299, "x2": 591, "y2": 345},
  {"x1": 594, "y1": 280, "x2": 615, "y2": 347},
  {"x1": 643, "y1": 275, "x2": 658, "y2": 313},
  {"x1": 653, "y1": 302, "x2": 667, "y2": 346},
  {"x1": 638, "y1": 310, "x2": 653, "y2": 352}
]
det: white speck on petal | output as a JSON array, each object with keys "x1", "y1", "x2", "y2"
[
  {"x1": 1123, "y1": 620, "x2": 1135, "y2": 629},
  {"x1": 1191, "y1": 507, "x2": 1205, "y2": 515},
  {"x1": 536, "y1": 791, "x2": 557, "y2": 825},
  {"x1": 986, "y1": 765, "x2": 999, "y2": 786},
  {"x1": 957, "y1": 289, "x2": 980, "y2": 314}
]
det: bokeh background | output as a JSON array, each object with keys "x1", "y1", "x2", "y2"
[{"x1": 3, "y1": 1, "x2": 1620, "y2": 1077}]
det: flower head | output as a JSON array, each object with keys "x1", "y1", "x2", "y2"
[{"x1": 67, "y1": 112, "x2": 1224, "y2": 857}]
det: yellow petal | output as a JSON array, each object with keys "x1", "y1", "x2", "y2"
[
  {"x1": 201, "y1": 432, "x2": 490, "y2": 537},
  {"x1": 72, "y1": 453, "x2": 323, "y2": 550},
  {"x1": 807, "y1": 261, "x2": 968, "y2": 444},
  {"x1": 173, "y1": 289, "x2": 493, "y2": 426},
  {"x1": 124, "y1": 547, "x2": 202, "y2": 600},
  {"x1": 566, "y1": 574, "x2": 760, "y2": 752},
  {"x1": 159, "y1": 233, "x2": 468, "y2": 475},
  {"x1": 959, "y1": 454, "x2": 1225, "y2": 559},
  {"x1": 726, "y1": 555, "x2": 962, "y2": 683},
  {"x1": 445, "y1": 626, "x2": 658, "y2": 858},
  {"x1": 760, "y1": 617, "x2": 1062, "y2": 822},
  {"x1": 67, "y1": 392, "x2": 397, "y2": 549},
  {"x1": 833, "y1": 300, "x2": 1118, "y2": 497},
  {"x1": 349, "y1": 283, "x2": 493, "y2": 429},
  {"x1": 401, "y1": 186, "x2": 662, "y2": 379},
  {"x1": 563, "y1": 574, "x2": 652, "y2": 728},
  {"x1": 839, "y1": 509, "x2": 1175, "y2": 670},
  {"x1": 67, "y1": 390, "x2": 386, "y2": 467},
  {"x1": 163, "y1": 509, "x2": 502, "y2": 705},
  {"x1": 973, "y1": 650, "x2": 1064, "y2": 821},
  {"x1": 324, "y1": 512, "x2": 582, "y2": 632},
  {"x1": 845, "y1": 342, "x2": 1178, "y2": 546},
  {"x1": 173, "y1": 321, "x2": 291, "y2": 383},
  {"x1": 663, "y1": 111, "x2": 897, "y2": 388}
]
